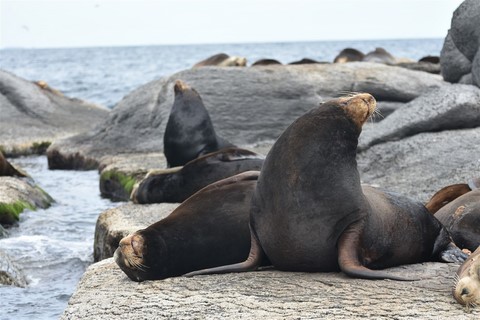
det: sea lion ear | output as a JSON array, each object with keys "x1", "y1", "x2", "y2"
[{"x1": 131, "y1": 234, "x2": 145, "y2": 257}]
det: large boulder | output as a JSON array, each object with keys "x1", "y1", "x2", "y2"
[
  {"x1": 440, "y1": 0, "x2": 480, "y2": 87},
  {"x1": 358, "y1": 126, "x2": 480, "y2": 203},
  {"x1": 0, "y1": 69, "x2": 109, "y2": 156},
  {"x1": 62, "y1": 258, "x2": 475, "y2": 319},
  {"x1": 47, "y1": 63, "x2": 446, "y2": 170},
  {"x1": 359, "y1": 84, "x2": 480, "y2": 151}
]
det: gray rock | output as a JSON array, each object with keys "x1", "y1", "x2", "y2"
[
  {"x1": 450, "y1": 0, "x2": 480, "y2": 61},
  {"x1": 62, "y1": 258, "x2": 477, "y2": 319},
  {"x1": 394, "y1": 62, "x2": 441, "y2": 74},
  {"x1": 358, "y1": 127, "x2": 480, "y2": 203},
  {"x1": 0, "y1": 249, "x2": 27, "y2": 287},
  {"x1": 0, "y1": 176, "x2": 54, "y2": 225},
  {"x1": 98, "y1": 152, "x2": 167, "y2": 201},
  {"x1": 440, "y1": 0, "x2": 480, "y2": 87},
  {"x1": 93, "y1": 202, "x2": 179, "y2": 262},
  {"x1": 47, "y1": 63, "x2": 446, "y2": 170},
  {"x1": 0, "y1": 69, "x2": 109, "y2": 156},
  {"x1": 473, "y1": 50, "x2": 480, "y2": 86},
  {"x1": 459, "y1": 73, "x2": 473, "y2": 85},
  {"x1": 440, "y1": 32, "x2": 473, "y2": 83},
  {"x1": 359, "y1": 84, "x2": 480, "y2": 151}
]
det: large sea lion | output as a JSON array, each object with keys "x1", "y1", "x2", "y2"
[
  {"x1": 363, "y1": 47, "x2": 396, "y2": 64},
  {"x1": 193, "y1": 53, "x2": 247, "y2": 68},
  {"x1": 132, "y1": 148, "x2": 264, "y2": 204},
  {"x1": 426, "y1": 178, "x2": 480, "y2": 252},
  {"x1": 454, "y1": 245, "x2": 480, "y2": 310},
  {"x1": 186, "y1": 93, "x2": 466, "y2": 279},
  {"x1": 334, "y1": 48, "x2": 365, "y2": 63},
  {"x1": 0, "y1": 151, "x2": 27, "y2": 177},
  {"x1": 163, "y1": 80, "x2": 234, "y2": 167},
  {"x1": 115, "y1": 171, "x2": 261, "y2": 281}
]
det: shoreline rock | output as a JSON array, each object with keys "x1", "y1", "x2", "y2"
[
  {"x1": 0, "y1": 176, "x2": 53, "y2": 225},
  {"x1": 0, "y1": 69, "x2": 109, "y2": 157}
]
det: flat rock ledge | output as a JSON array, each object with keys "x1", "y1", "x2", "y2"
[{"x1": 62, "y1": 258, "x2": 477, "y2": 320}]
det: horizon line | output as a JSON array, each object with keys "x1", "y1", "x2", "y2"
[{"x1": 0, "y1": 36, "x2": 445, "y2": 51}]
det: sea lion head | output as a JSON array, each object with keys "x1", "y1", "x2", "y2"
[
  {"x1": 336, "y1": 93, "x2": 377, "y2": 129},
  {"x1": 454, "y1": 248, "x2": 480, "y2": 310},
  {"x1": 114, "y1": 233, "x2": 150, "y2": 282}
]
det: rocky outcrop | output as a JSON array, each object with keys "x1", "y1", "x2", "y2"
[
  {"x1": 358, "y1": 126, "x2": 480, "y2": 203},
  {"x1": 62, "y1": 258, "x2": 476, "y2": 319},
  {"x1": 0, "y1": 176, "x2": 53, "y2": 225},
  {"x1": 440, "y1": 0, "x2": 480, "y2": 87},
  {"x1": 0, "y1": 249, "x2": 27, "y2": 287},
  {"x1": 93, "y1": 202, "x2": 179, "y2": 262},
  {"x1": 47, "y1": 63, "x2": 446, "y2": 170},
  {"x1": 0, "y1": 69, "x2": 109, "y2": 156},
  {"x1": 359, "y1": 84, "x2": 480, "y2": 151}
]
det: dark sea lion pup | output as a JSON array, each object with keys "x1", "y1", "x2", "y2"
[
  {"x1": 131, "y1": 148, "x2": 264, "y2": 204},
  {"x1": 163, "y1": 80, "x2": 234, "y2": 167},
  {"x1": 115, "y1": 171, "x2": 262, "y2": 281},
  {"x1": 427, "y1": 178, "x2": 480, "y2": 252},
  {"x1": 186, "y1": 93, "x2": 466, "y2": 279},
  {"x1": 454, "y1": 245, "x2": 480, "y2": 310}
]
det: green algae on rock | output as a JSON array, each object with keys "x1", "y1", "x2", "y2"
[{"x1": 0, "y1": 177, "x2": 54, "y2": 225}]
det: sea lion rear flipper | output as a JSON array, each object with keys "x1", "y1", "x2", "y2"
[
  {"x1": 438, "y1": 242, "x2": 468, "y2": 263},
  {"x1": 337, "y1": 223, "x2": 417, "y2": 281},
  {"x1": 184, "y1": 226, "x2": 265, "y2": 277},
  {"x1": 425, "y1": 184, "x2": 471, "y2": 214}
]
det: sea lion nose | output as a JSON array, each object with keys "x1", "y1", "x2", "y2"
[{"x1": 461, "y1": 288, "x2": 469, "y2": 296}]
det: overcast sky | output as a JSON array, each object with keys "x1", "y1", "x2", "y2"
[{"x1": 0, "y1": 0, "x2": 462, "y2": 49}]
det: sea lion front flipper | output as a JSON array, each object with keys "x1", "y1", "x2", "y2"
[
  {"x1": 337, "y1": 223, "x2": 417, "y2": 281},
  {"x1": 184, "y1": 226, "x2": 266, "y2": 277}
]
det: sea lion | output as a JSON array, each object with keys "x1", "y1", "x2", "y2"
[
  {"x1": 427, "y1": 178, "x2": 480, "y2": 252},
  {"x1": 186, "y1": 93, "x2": 466, "y2": 279},
  {"x1": 334, "y1": 48, "x2": 365, "y2": 63},
  {"x1": 251, "y1": 59, "x2": 282, "y2": 66},
  {"x1": 193, "y1": 53, "x2": 247, "y2": 68},
  {"x1": 288, "y1": 58, "x2": 322, "y2": 65},
  {"x1": 132, "y1": 148, "x2": 264, "y2": 204},
  {"x1": 163, "y1": 80, "x2": 234, "y2": 167},
  {"x1": 363, "y1": 47, "x2": 396, "y2": 64},
  {"x1": 419, "y1": 56, "x2": 440, "y2": 64},
  {"x1": 0, "y1": 151, "x2": 27, "y2": 177},
  {"x1": 115, "y1": 171, "x2": 261, "y2": 281},
  {"x1": 454, "y1": 245, "x2": 480, "y2": 310}
]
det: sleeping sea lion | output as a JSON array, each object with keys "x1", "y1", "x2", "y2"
[{"x1": 115, "y1": 171, "x2": 261, "y2": 281}]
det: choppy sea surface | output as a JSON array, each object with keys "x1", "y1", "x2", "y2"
[
  {"x1": 1, "y1": 39, "x2": 443, "y2": 108},
  {"x1": 0, "y1": 39, "x2": 444, "y2": 319}
]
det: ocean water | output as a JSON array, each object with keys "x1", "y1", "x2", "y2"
[
  {"x1": 0, "y1": 39, "x2": 443, "y2": 108},
  {"x1": 0, "y1": 39, "x2": 444, "y2": 319}
]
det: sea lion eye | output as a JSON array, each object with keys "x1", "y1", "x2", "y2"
[{"x1": 461, "y1": 288, "x2": 469, "y2": 296}]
